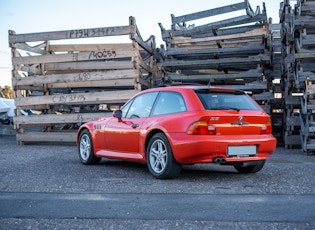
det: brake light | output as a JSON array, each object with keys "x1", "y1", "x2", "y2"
[
  {"x1": 187, "y1": 121, "x2": 216, "y2": 135},
  {"x1": 261, "y1": 119, "x2": 272, "y2": 134}
]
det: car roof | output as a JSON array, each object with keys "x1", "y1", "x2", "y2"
[{"x1": 143, "y1": 85, "x2": 241, "y2": 94}]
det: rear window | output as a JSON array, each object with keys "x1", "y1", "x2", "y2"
[{"x1": 195, "y1": 90, "x2": 261, "y2": 111}]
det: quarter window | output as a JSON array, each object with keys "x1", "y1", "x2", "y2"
[{"x1": 152, "y1": 92, "x2": 187, "y2": 116}]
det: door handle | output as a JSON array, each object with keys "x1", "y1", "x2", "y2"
[{"x1": 131, "y1": 124, "x2": 139, "y2": 128}]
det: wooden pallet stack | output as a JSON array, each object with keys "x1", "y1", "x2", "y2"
[
  {"x1": 158, "y1": 0, "x2": 274, "y2": 113},
  {"x1": 9, "y1": 16, "x2": 158, "y2": 144},
  {"x1": 280, "y1": 0, "x2": 315, "y2": 151},
  {"x1": 295, "y1": 0, "x2": 315, "y2": 153},
  {"x1": 268, "y1": 23, "x2": 285, "y2": 144}
]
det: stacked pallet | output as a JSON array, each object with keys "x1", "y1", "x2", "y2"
[
  {"x1": 9, "y1": 16, "x2": 158, "y2": 144},
  {"x1": 280, "y1": 0, "x2": 315, "y2": 151},
  {"x1": 295, "y1": 0, "x2": 315, "y2": 153},
  {"x1": 158, "y1": 0, "x2": 274, "y2": 112},
  {"x1": 268, "y1": 23, "x2": 285, "y2": 143}
]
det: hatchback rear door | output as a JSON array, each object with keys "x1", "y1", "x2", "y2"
[{"x1": 195, "y1": 89, "x2": 271, "y2": 135}]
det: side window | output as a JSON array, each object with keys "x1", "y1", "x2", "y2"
[
  {"x1": 122, "y1": 99, "x2": 133, "y2": 118},
  {"x1": 125, "y1": 92, "x2": 158, "y2": 118},
  {"x1": 152, "y1": 92, "x2": 187, "y2": 116}
]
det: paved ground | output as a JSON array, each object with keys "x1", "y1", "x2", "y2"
[{"x1": 0, "y1": 135, "x2": 314, "y2": 229}]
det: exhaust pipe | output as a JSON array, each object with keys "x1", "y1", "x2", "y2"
[{"x1": 213, "y1": 157, "x2": 226, "y2": 164}]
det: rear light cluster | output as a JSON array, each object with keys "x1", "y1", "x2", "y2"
[
  {"x1": 186, "y1": 121, "x2": 216, "y2": 135},
  {"x1": 187, "y1": 119, "x2": 273, "y2": 135},
  {"x1": 261, "y1": 119, "x2": 272, "y2": 134}
]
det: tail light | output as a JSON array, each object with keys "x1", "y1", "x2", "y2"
[
  {"x1": 187, "y1": 121, "x2": 216, "y2": 135},
  {"x1": 261, "y1": 119, "x2": 272, "y2": 134}
]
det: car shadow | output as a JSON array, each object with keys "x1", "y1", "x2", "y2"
[{"x1": 98, "y1": 159, "x2": 242, "y2": 179}]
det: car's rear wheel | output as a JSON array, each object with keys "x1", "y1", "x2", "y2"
[
  {"x1": 146, "y1": 133, "x2": 182, "y2": 179},
  {"x1": 234, "y1": 160, "x2": 265, "y2": 173},
  {"x1": 78, "y1": 129, "x2": 101, "y2": 165}
]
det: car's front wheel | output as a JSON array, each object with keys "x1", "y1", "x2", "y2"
[
  {"x1": 234, "y1": 160, "x2": 265, "y2": 173},
  {"x1": 78, "y1": 129, "x2": 101, "y2": 165},
  {"x1": 146, "y1": 133, "x2": 182, "y2": 179}
]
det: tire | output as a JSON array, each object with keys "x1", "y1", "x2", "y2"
[
  {"x1": 146, "y1": 133, "x2": 182, "y2": 179},
  {"x1": 78, "y1": 129, "x2": 101, "y2": 165},
  {"x1": 234, "y1": 161, "x2": 265, "y2": 173}
]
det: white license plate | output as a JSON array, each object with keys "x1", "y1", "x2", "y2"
[{"x1": 227, "y1": 146, "x2": 257, "y2": 156}]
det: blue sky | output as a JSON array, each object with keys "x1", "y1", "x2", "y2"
[{"x1": 0, "y1": 0, "x2": 284, "y2": 87}]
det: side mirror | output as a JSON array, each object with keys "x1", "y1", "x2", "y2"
[{"x1": 113, "y1": 110, "x2": 122, "y2": 119}]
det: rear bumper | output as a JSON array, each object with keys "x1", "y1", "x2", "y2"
[{"x1": 167, "y1": 133, "x2": 277, "y2": 164}]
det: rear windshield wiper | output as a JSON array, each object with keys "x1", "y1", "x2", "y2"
[{"x1": 214, "y1": 107, "x2": 240, "y2": 112}]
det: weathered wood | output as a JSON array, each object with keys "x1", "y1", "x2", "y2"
[
  {"x1": 166, "y1": 69, "x2": 263, "y2": 81},
  {"x1": 9, "y1": 25, "x2": 136, "y2": 44},
  {"x1": 174, "y1": 39, "x2": 262, "y2": 49},
  {"x1": 171, "y1": 2, "x2": 247, "y2": 25},
  {"x1": 294, "y1": 15, "x2": 315, "y2": 30},
  {"x1": 48, "y1": 43, "x2": 135, "y2": 52},
  {"x1": 295, "y1": 50, "x2": 315, "y2": 60},
  {"x1": 170, "y1": 28, "x2": 267, "y2": 45},
  {"x1": 14, "y1": 113, "x2": 111, "y2": 125},
  {"x1": 214, "y1": 81, "x2": 268, "y2": 91},
  {"x1": 16, "y1": 132, "x2": 77, "y2": 143},
  {"x1": 159, "y1": 54, "x2": 270, "y2": 69},
  {"x1": 44, "y1": 60, "x2": 134, "y2": 71},
  {"x1": 166, "y1": 43, "x2": 265, "y2": 58},
  {"x1": 47, "y1": 79, "x2": 136, "y2": 89},
  {"x1": 12, "y1": 49, "x2": 139, "y2": 65},
  {"x1": 15, "y1": 90, "x2": 138, "y2": 107},
  {"x1": 10, "y1": 16, "x2": 158, "y2": 145},
  {"x1": 12, "y1": 69, "x2": 139, "y2": 87}
]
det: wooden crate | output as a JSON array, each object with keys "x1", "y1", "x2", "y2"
[{"x1": 9, "y1": 16, "x2": 159, "y2": 144}]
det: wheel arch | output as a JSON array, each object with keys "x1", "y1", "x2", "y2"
[
  {"x1": 144, "y1": 129, "x2": 167, "y2": 156},
  {"x1": 77, "y1": 126, "x2": 93, "y2": 146}
]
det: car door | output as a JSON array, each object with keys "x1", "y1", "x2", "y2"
[{"x1": 104, "y1": 92, "x2": 158, "y2": 153}]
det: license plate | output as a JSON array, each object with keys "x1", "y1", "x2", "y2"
[{"x1": 227, "y1": 146, "x2": 257, "y2": 156}]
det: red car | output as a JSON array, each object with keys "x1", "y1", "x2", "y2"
[{"x1": 77, "y1": 85, "x2": 276, "y2": 179}]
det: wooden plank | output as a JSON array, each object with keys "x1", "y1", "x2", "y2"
[
  {"x1": 47, "y1": 79, "x2": 136, "y2": 88},
  {"x1": 159, "y1": 54, "x2": 270, "y2": 69},
  {"x1": 251, "y1": 92, "x2": 274, "y2": 101},
  {"x1": 14, "y1": 90, "x2": 138, "y2": 107},
  {"x1": 12, "y1": 49, "x2": 139, "y2": 65},
  {"x1": 171, "y1": 2, "x2": 246, "y2": 24},
  {"x1": 166, "y1": 43, "x2": 265, "y2": 58},
  {"x1": 174, "y1": 39, "x2": 263, "y2": 49},
  {"x1": 171, "y1": 28, "x2": 267, "y2": 45},
  {"x1": 294, "y1": 15, "x2": 315, "y2": 30},
  {"x1": 44, "y1": 60, "x2": 134, "y2": 71},
  {"x1": 9, "y1": 25, "x2": 136, "y2": 43},
  {"x1": 48, "y1": 43, "x2": 135, "y2": 52},
  {"x1": 295, "y1": 51, "x2": 315, "y2": 60},
  {"x1": 214, "y1": 81, "x2": 268, "y2": 91},
  {"x1": 166, "y1": 69, "x2": 263, "y2": 81},
  {"x1": 16, "y1": 132, "x2": 77, "y2": 143},
  {"x1": 14, "y1": 113, "x2": 112, "y2": 125},
  {"x1": 12, "y1": 69, "x2": 139, "y2": 87},
  {"x1": 131, "y1": 34, "x2": 155, "y2": 55}
]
